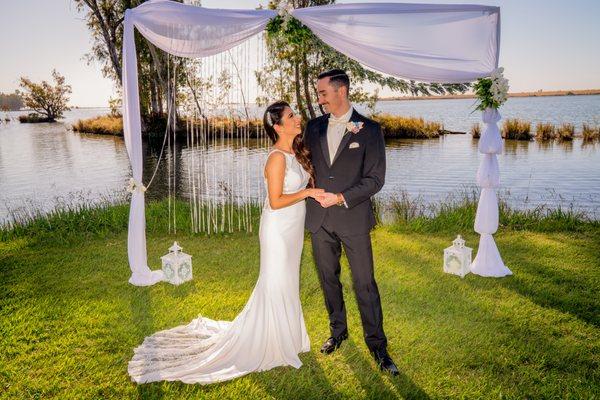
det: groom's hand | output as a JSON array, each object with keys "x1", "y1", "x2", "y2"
[{"x1": 316, "y1": 192, "x2": 339, "y2": 208}]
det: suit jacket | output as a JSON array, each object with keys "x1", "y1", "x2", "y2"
[{"x1": 304, "y1": 109, "x2": 386, "y2": 234}]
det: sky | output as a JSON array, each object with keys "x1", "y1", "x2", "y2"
[{"x1": 1, "y1": 0, "x2": 599, "y2": 107}]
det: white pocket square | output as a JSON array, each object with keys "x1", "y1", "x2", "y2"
[{"x1": 349, "y1": 142, "x2": 360, "y2": 149}]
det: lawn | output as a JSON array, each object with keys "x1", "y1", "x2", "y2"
[{"x1": 0, "y1": 201, "x2": 599, "y2": 399}]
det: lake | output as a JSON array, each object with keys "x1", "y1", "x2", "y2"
[{"x1": 1, "y1": 95, "x2": 599, "y2": 225}]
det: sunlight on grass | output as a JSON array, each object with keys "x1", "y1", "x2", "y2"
[{"x1": 1, "y1": 203, "x2": 598, "y2": 398}]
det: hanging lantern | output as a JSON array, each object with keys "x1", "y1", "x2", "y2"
[
  {"x1": 161, "y1": 241, "x2": 193, "y2": 285},
  {"x1": 443, "y1": 235, "x2": 472, "y2": 278}
]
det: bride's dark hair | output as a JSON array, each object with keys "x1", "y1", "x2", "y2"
[{"x1": 263, "y1": 101, "x2": 315, "y2": 188}]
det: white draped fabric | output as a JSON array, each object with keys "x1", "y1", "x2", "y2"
[
  {"x1": 292, "y1": 3, "x2": 500, "y2": 83},
  {"x1": 122, "y1": 0, "x2": 503, "y2": 285},
  {"x1": 471, "y1": 108, "x2": 512, "y2": 277}
]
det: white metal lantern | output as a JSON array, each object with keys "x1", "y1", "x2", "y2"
[
  {"x1": 443, "y1": 235, "x2": 472, "y2": 278},
  {"x1": 161, "y1": 241, "x2": 193, "y2": 285}
]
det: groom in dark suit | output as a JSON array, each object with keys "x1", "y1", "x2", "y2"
[{"x1": 304, "y1": 69, "x2": 398, "y2": 375}]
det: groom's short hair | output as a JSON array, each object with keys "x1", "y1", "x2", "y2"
[{"x1": 318, "y1": 69, "x2": 350, "y2": 96}]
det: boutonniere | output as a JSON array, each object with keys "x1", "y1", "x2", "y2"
[{"x1": 346, "y1": 121, "x2": 364, "y2": 134}]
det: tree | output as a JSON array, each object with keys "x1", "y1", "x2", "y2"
[
  {"x1": 260, "y1": 0, "x2": 470, "y2": 120},
  {"x1": 0, "y1": 91, "x2": 24, "y2": 111},
  {"x1": 19, "y1": 70, "x2": 72, "y2": 121},
  {"x1": 74, "y1": 0, "x2": 188, "y2": 118}
]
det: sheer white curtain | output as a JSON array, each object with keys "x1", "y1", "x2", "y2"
[
  {"x1": 122, "y1": 0, "x2": 503, "y2": 285},
  {"x1": 122, "y1": 1, "x2": 276, "y2": 285},
  {"x1": 292, "y1": 3, "x2": 500, "y2": 83}
]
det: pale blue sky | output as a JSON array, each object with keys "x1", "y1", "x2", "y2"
[{"x1": 1, "y1": 0, "x2": 598, "y2": 107}]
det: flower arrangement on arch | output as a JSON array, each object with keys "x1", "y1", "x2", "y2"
[{"x1": 473, "y1": 67, "x2": 509, "y2": 111}]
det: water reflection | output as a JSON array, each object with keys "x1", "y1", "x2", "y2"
[{"x1": 1, "y1": 107, "x2": 599, "y2": 225}]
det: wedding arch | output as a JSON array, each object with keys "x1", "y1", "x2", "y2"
[{"x1": 122, "y1": 0, "x2": 511, "y2": 286}]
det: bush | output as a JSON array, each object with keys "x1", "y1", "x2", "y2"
[
  {"x1": 371, "y1": 113, "x2": 443, "y2": 139},
  {"x1": 18, "y1": 113, "x2": 52, "y2": 123},
  {"x1": 535, "y1": 122, "x2": 556, "y2": 141},
  {"x1": 502, "y1": 118, "x2": 532, "y2": 140}
]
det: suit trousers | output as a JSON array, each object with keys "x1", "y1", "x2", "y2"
[{"x1": 311, "y1": 211, "x2": 387, "y2": 351}]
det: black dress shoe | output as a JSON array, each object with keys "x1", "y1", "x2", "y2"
[
  {"x1": 320, "y1": 332, "x2": 348, "y2": 354},
  {"x1": 371, "y1": 348, "x2": 399, "y2": 376}
]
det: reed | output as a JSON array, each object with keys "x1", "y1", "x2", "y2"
[
  {"x1": 72, "y1": 114, "x2": 264, "y2": 137},
  {"x1": 72, "y1": 115, "x2": 123, "y2": 135},
  {"x1": 582, "y1": 123, "x2": 600, "y2": 142},
  {"x1": 556, "y1": 123, "x2": 575, "y2": 141},
  {"x1": 535, "y1": 122, "x2": 556, "y2": 141},
  {"x1": 1, "y1": 198, "x2": 263, "y2": 245},
  {"x1": 501, "y1": 118, "x2": 532, "y2": 140},
  {"x1": 384, "y1": 189, "x2": 596, "y2": 233},
  {"x1": 371, "y1": 113, "x2": 443, "y2": 139},
  {"x1": 470, "y1": 123, "x2": 481, "y2": 138}
]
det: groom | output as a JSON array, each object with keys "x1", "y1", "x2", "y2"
[{"x1": 304, "y1": 69, "x2": 398, "y2": 375}]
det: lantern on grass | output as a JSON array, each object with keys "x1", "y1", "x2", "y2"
[
  {"x1": 161, "y1": 241, "x2": 193, "y2": 285},
  {"x1": 443, "y1": 235, "x2": 472, "y2": 278}
]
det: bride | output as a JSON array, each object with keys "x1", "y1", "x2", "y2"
[{"x1": 128, "y1": 101, "x2": 324, "y2": 384}]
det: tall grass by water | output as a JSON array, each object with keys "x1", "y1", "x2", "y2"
[
  {"x1": 72, "y1": 114, "x2": 266, "y2": 138},
  {"x1": 556, "y1": 123, "x2": 575, "y2": 141},
  {"x1": 582, "y1": 123, "x2": 600, "y2": 142},
  {"x1": 72, "y1": 115, "x2": 123, "y2": 135},
  {"x1": 535, "y1": 122, "x2": 556, "y2": 141},
  {"x1": 470, "y1": 123, "x2": 481, "y2": 138},
  {"x1": 502, "y1": 118, "x2": 532, "y2": 140},
  {"x1": 371, "y1": 113, "x2": 443, "y2": 139},
  {"x1": 3, "y1": 189, "x2": 597, "y2": 244}
]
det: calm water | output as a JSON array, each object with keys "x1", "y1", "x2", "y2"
[{"x1": 1, "y1": 95, "x2": 599, "y2": 225}]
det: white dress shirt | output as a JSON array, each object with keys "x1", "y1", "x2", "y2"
[
  {"x1": 327, "y1": 104, "x2": 354, "y2": 165},
  {"x1": 326, "y1": 104, "x2": 353, "y2": 208}
]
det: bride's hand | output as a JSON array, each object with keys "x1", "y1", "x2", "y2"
[{"x1": 304, "y1": 188, "x2": 325, "y2": 199}]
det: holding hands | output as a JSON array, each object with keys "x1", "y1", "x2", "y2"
[{"x1": 304, "y1": 188, "x2": 344, "y2": 208}]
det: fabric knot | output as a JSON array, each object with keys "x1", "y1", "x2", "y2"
[{"x1": 127, "y1": 177, "x2": 147, "y2": 193}]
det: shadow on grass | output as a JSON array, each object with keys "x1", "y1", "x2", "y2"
[
  {"x1": 343, "y1": 337, "x2": 430, "y2": 400},
  {"x1": 468, "y1": 233, "x2": 600, "y2": 328},
  {"x1": 253, "y1": 351, "x2": 346, "y2": 400},
  {"x1": 129, "y1": 288, "x2": 166, "y2": 399}
]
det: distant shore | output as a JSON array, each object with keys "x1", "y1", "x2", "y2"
[
  {"x1": 6, "y1": 89, "x2": 598, "y2": 111},
  {"x1": 381, "y1": 89, "x2": 600, "y2": 101}
]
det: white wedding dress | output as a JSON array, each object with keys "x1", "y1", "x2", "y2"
[{"x1": 128, "y1": 148, "x2": 311, "y2": 384}]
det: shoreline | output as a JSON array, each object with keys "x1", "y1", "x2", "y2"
[
  {"x1": 4, "y1": 89, "x2": 599, "y2": 110},
  {"x1": 380, "y1": 89, "x2": 600, "y2": 101}
]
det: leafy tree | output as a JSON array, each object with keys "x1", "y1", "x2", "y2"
[
  {"x1": 19, "y1": 70, "x2": 72, "y2": 121},
  {"x1": 0, "y1": 91, "x2": 24, "y2": 111},
  {"x1": 261, "y1": 0, "x2": 469, "y2": 120},
  {"x1": 74, "y1": 0, "x2": 187, "y2": 117}
]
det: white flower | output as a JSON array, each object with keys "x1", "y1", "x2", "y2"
[
  {"x1": 277, "y1": 0, "x2": 294, "y2": 18},
  {"x1": 488, "y1": 67, "x2": 509, "y2": 106},
  {"x1": 126, "y1": 177, "x2": 146, "y2": 193},
  {"x1": 474, "y1": 67, "x2": 509, "y2": 110},
  {"x1": 346, "y1": 121, "x2": 364, "y2": 134}
]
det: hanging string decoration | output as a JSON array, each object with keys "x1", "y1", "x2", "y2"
[{"x1": 160, "y1": 33, "x2": 272, "y2": 235}]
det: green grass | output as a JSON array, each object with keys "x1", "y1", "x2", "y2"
[{"x1": 1, "y1": 199, "x2": 599, "y2": 399}]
